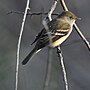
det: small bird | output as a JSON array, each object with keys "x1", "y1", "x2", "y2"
[{"x1": 22, "y1": 11, "x2": 78, "y2": 65}]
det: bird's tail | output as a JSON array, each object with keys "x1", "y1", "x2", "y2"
[{"x1": 22, "y1": 48, "x2": 39, "y2": 65}]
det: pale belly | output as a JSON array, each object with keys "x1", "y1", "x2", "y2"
[{"x1": 51, "y1": 28, "x2": 73, "y2": 47}]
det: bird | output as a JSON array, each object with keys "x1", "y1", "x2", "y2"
[{"x1": 22, "y1": 11, "x2": 78, "y2": 65}]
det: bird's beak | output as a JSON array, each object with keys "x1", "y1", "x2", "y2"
[{"x1": 76, "y1": 16, "x2": 81, "y2": 20}]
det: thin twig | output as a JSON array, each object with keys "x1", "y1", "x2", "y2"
[
  {"x1": 62, "y1": 37, "x2": 90, "y2": 47},
  {"x1": 15, "y1": 0, "x2": 30, "y2": 90},
  {"x1": 7, "y1": 11, "x2": 59, "y2": 16},
  {"x1": 74, "y1": 24, "x2": 90, "y2": 51},
  {"x1": 42, "y1": 18, "x2": 53, "y2": 47},
  {"x1": 42, "y1": 17, "x2": 53, "y2": 90},
  {"x1": 60, "y1": 0, "x2": 68, "y2": 11},
  {"x1": 42, "y1": 0, "x2": 59, "y2": 47},
  {"x1": 48, "y1": 0, "x2": 58, "y2": 21},
  {"x1": 47, "y1": 0, "x2": 68, "y2": 90},
  {"x1": 43, "y1": 0, "x2": 68, "y2": 90},
  {"x1": 48, "y1": 0, "x2": 68, "y2": 90},
  {"x1": 60, "y1": 0, "x2": 90, "y2": 51},
  {"x1": 57, "y1": 47, "x2": 68, "y2": 90},
  {"x1": 7, "y1": 1, "x2": 90, "y2": 51}
]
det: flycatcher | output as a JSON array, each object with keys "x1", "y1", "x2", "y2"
[{"x1": 22, "y1": 11, "x2": 78, "y2": 65}]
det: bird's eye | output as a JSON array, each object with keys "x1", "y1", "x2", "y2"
[{"x1": 69, "y1": 16, "x2": 72, "y2": 19}]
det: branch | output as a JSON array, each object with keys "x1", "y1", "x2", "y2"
[
  {"x1": 43, "y1": 0, "x2": 59, "y2": 90},
  {"x1": 48, "y1": 0, "x2": 59, "y2": 21},
  {"x1": 60, "y1": 0, "x2": 90, "y2": 51},
  {"x1": 42, "y1": 0, "x2": 58, "y2": 47},
  {"x1": 43, "y1": 47, "x2": 53, "y2": 90},
  {"x1": 60, "y1": 0, "x2": 68, "y2": 11},
  {"x1": 47, "y1": 0, "x2": 69, "y2": 90},
  {"x1": 46, "y1": 0, "x2": 68, "y2": 90},
  {"x1": 7, "y1": 1, "x2": 90, "y2": 51},
  {"x1": 62, "y1": 37, "x2": 90, "y2": 48},
  {"x1": 57, "y1": 47, "x2": 68, "y2": 90},
  {"x1": 43, "y1": 0, "x2": 68, "y2": 90},
  {"x1": 7, "y1": 11, "x2": 59, "y2": 16},
  {"x1": 15, "y1": 0, "x2": 30, "y2": 90},
  {"x1": 74, "y1": 24, "x2": 90, "y2": 51}
]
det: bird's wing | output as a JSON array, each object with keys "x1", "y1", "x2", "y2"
[
  {"x1": 51, "y1": 20, "x2": 71, "y2": 33},
  {"x1": 31, "y1": 19, "x2": 71, "y2": 45},
  {"x1": 31, "y1": 29, "x2": 46, "y2": 45},
  {"x1": 31, "y1": 19, "x2": 56, "y2": 45},
  {"x1": 51, "y1": 21, "x2": 71, "y2": 46}
]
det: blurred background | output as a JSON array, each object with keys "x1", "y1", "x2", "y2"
[{"x1": 0, "y1": 0, "x2": 90, "y2": 90}]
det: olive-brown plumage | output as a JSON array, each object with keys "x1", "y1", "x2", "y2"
[{"x1": 22, "y1": 11, "x2": 77, "y2": 65}]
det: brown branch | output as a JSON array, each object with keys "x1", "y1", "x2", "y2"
[{"x1": 7, "y1": 10, "x2": 59, "y2": 16}]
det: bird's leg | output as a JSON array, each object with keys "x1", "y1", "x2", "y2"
[{"x1": 57, "y1": 46, "x2": 61, "y2": 53}]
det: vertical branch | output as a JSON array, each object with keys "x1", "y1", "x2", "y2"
[
  {"x1": 60, "y1": 0, "x2": 90, "y2": 51},
  {"x1": 15, "y1": 0, "x2": 30, "y2": 90},
  {"x1": 43, "y1": 47, "x2": 53, "y2": 90},
  {"x1": 43, "y1": 0, "x2": 59, "y2": 90},
  {"x1": 46, "y1": 0, "x2": 68, "y2": 90},
  {"x1": 57, "y1": 46, "x2": 68, "y2": 90},
  {"x1": 43, "y1": 0, "x2": 68, "y2": 90},
  {"x1": 48, "y1": 0, "x2": 58, "y2": 21},
  {"x1": 42, "y1": 0, "x2": 58, "y2": 47}
]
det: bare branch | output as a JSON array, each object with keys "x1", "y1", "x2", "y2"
[
  {"x1": 74, "y1": 23, "x2": 90, "y2": 51},
  {"x1": 7, "y1": 10, "x2": 59, "y2": 16},
  {"x1": 43, "y1": 47, "x2": 53, "y2": 90},
  {"x1": 46, "y1": 0, "x2": 69, "y2": 90},
  {"x1": 60, "y1": 0, "x2": 68, "y2": 11},
  {"x1": 42, "y1": 0, "x2": 58, "y2": 47},
  {"x1": 48, "y1": 0, "x2": 59, "y2": 21},
  {"x1": 7, "y1": 1, "x2": 90, "y2": 51},
  {"x1": 15, "y1": 0, "x2": 30, "y2": 90},
  {"x1": 48, "y1": 1, "x2": 69, "y2": 90},
  {"x1": 43, "y1": 0, "x2": 59, "y2": 90},
  {"x1": 60, "y1": 0, "x2": 90, "y2": 51},
  {"x1": 62, "y1": 37, "x2": 90, "y2": 48},
  {"x1": 57, "y1": 47, "x2": 68, "y2": 90},
  {"x1": 43, "y1": 0, "x2": 68, "y2": 90}
]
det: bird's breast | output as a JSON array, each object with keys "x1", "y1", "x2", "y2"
[{"x1": 51, "y1": 26, "x2": 73, "y2": 47}]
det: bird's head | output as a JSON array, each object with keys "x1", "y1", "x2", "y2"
[{"x1": 58, "y1": 11, "x2": 80, "y2": 25}]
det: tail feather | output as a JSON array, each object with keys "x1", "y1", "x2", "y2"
[{"x1": 22, "y1": 48, "x2": 37, "y2": 65}]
